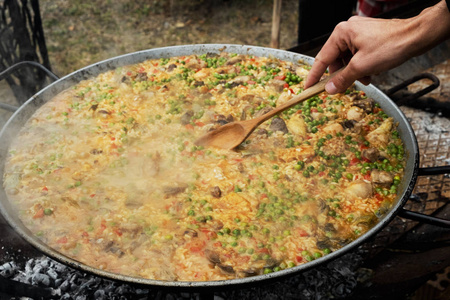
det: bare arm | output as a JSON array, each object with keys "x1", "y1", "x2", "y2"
[{"x1": 304, "y1": 0, "x2": 450, "y2": 94}]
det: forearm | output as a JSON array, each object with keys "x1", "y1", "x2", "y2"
[
  {"x1": 403, "y1": 0, "x2": 450, "y2": 59},
  {"x1": 305, "y1": 0, "x2": 450, "y2": 93}
]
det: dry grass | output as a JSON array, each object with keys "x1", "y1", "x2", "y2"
[{"x1": 40, "y1": 0, "x2": 299, "y2": 76}]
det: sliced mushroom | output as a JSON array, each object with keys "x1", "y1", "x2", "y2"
[
  {"x1": 341, "y1": 119, "x2": 362, "y2": 134},
  {"x1": 103, "y1": 241, "x2": 125, "y2": 258},
  {"x1": 256, "y1": 128, "x2": 268, "y2": 136},
  {"x1": 120, "y1": 223, "x2": 143, "y2": 237},
  {"x1": 264, "y1": 258, "x2": 279, "y2": 269},
  {"x1": 254, "y1": 106, "x2": 273, "y2": 118},
  {"x1": 163, "y1": 183, "x2": 188, "y2": 196},
  {"x1": 269, "y1": 117, "x2": 289, "y2": 134},
  {"x1": 167, "y1": 64, "x2": 177, "y2": 72},
  {"x1": 323, "y1": 223, "x2": 336, "y2": 232},
  {"x1": 355, "y1": 215, "x2": 376, "y2": 227},
  {"x1": 217, "y1": 264, "x2": 235, "y2": 274},
  {"x1": 238, "y1": 269, "x2": 259, "y2": 277},
  {"x1": 318, "y1": 199, "x2": 329, "y2": 213},
  {"x1": 135, "y1": 72, "x2": 148, "y2": 82},
  {"x1": 205, "y1": 249, "x2": 221, "y2": 264},
  {"x1": 184, "y1": 229, "x2": 198, "y2": 238},
  {"x1": 90, "y1": 149, "x2": 103, "y2": 155},
  {"x1": 316, "y1": 239, "x2": 333, "y2": 250},
  {"x1": 193, "y1": 81, "x2": 205, "y2": 87},
  {"x1": 210, "y1": 186, "x2": 222, "y2": 198},
  {"x1": 210, "y1": 219, "x2": 224, "y2": 231},
  {"x1": 353, "y1": 98, "x2": 375, "y2": 114},
  {"x1": 97, "y1": 110, "x2": 110, "y2": 119},
  {"x1": 180, "y1": 110, "x2": 194, "y2": 125}
]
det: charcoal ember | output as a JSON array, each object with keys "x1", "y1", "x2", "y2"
[
  {"x1": 70, "y1": 282, "x2": 79, "y2": 291},
  {"x1": 69, "y1": 273, "x2": 79, "y2": 283},
  {"x1": 135, "y1": 288, "x2": 149, "y2": 295},
  {"x1": 40, "y1": 258, "x2": 51, "y2": 268},
  {"x1": 165, "y1": 294, "x2": 176, "y2": 300},
  {"x1": 55, "y1": 278, "x2": 63, "y2": 287},
  {"x1": 94, "y1": 289, "x2": 106, "y2": 299},
  {"x1": 59, "y1": 279, "x2": 71, "y2": 292},
  {"x1": 32, "y1": 273, "x2": 51, "y2": 286},
  {"x1": 24, "y1": 259, "x2": 34, "y2": 274},
  {"x1": 61, "y1": 293, "x2": 72, "y2": 300},
  {"x1": 32, "y1": 264, "x2": 44, "y2": 274},
  {"x1": 0, "y1": 261, "x2": 17, "y2": 277},
  {"x1": 47, "y1": 268, "x2": 59, "y2": 280},
  {"x1": 54, "y1": 262, "x2": 69, "y2": 273},
  {"x1": 80, "y1": 277, "x2": 97, "y2": 289},
  {"x1": 115, "y1": 284, "x2": 132, "y2": 294}
]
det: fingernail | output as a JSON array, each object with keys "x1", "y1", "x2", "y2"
[{"x1": 325, "y1": 81, "x2": 338, "y2": 94}]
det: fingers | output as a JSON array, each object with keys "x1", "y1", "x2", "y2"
[
  {"x1": 304, "y1": 22, "x2": 350, "y2": 89},
  {"x1": 326, "y1": 53, "x2": 371, "y2": 93},
  {"x1": 304, "y1": 57, "x2": 330, "y2": 89}
]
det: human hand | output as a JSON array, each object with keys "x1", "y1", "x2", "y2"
[{"x1": 304, "y1": 0, "x2": 450, "y2": 94}]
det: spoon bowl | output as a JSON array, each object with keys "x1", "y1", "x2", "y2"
[{"x1": 195, "y1": 69, "x2": 341, "y2": 150}]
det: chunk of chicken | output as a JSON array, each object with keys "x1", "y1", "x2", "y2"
[
  {"x1": 371, "y1": 169, "x2": 394, "y2": 186},
  {"x1": 366, "y1": 118, "x2": 394, "y2": 148},
  {"x1": 286, "y1": 114, "x2": 307, "y2": 136},
  {"x1": 347, "y1": 106, "x2": 365, "y2": 121},
  {"x1": 323, "y1": 123, "x2": 344, "y2": 135},
  {"x1": 346, "y1": 180, "x2": 373, "y2": 199},
  {"x1": 277, "y1": 145, "x2": 315, "y2": 163}
]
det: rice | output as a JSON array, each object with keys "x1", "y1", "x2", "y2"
[{"x1": 3, "y1": 52, "x2": 405, "y2": 281}]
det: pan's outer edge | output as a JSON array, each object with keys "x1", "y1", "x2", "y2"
[{"x1": 0, "y1": 44, "x2": 419, "y2": 290}]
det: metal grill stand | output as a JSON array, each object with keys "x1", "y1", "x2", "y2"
[{"x1": 0, "y1": 0, "x2": 52, "y2": 104}]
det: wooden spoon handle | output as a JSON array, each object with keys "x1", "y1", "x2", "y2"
[{"x1": 251, "y1": 69, "x2": 342, "y2": 126}]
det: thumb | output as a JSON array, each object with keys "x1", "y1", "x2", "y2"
[{"x1": 325, "y1": 64, "x2": 360, "y2": 94}]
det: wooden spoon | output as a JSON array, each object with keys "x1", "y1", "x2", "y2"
[{"x1": 195, "y1": 70, "x2": 341, "y2": 150}]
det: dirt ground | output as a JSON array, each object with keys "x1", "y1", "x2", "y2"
[{"x1": 40, "y1": 0, "x2": 299, "y2": 76}]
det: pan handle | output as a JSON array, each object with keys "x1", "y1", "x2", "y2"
[
  {"x1": 0, "y1": 61, "x2": 59, "y2": 112},
  {"x1": 385, "y1": 73, "x2": 440, "y2": 105},
  {"x1": 398, "y1": 166, "x2": 450, "y2": 228},
  {"x1": 398, "y1": 208, "x2": 450, "y2": 228}
]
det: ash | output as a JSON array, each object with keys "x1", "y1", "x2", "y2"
[{"x1": 0, "y1": 250, "x2": 366, "y2": 300}]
